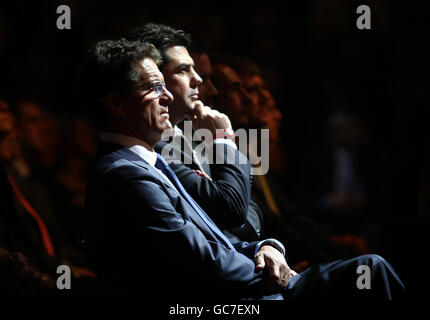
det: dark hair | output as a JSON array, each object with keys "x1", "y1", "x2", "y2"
[
  {"x1": 210, "y1": 54, "x2": 261, "y2": 77},
  {"x1": 128, "y1": 23, "x2": 192, "y2": 69},
  {"x1": 80, "y1": 38, "x2": 161, "y2": 127},
  {"x1": 188, "y1": 39, "x2": 206, "y2": 57},
  {"x1": 233, "y1": 58, "x2": 261, "y2": 78}
]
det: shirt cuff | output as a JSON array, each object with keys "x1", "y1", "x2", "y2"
[
  {"x1": 213, "y1": 138, "x2": 237, "y2": 150},
  {"x1": 254, "y1": 238, "x2": 286, "y2": 257}
]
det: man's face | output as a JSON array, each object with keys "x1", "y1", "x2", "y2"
[
  {"x1": 211, "y1": 64, "x2": 253, "y2": 129},
  {"x1": 241, "y1": 74, "x2": 282, "y2": 136},
  {"x1": 161, "y1": 46, "x2": 202, "y2": 125},
  {"x1": 121, "y1": 58, "x2": 173, "y2": 146},
  {"x1": 191, "y1": 52, "x2": 218, "y2": 106}
]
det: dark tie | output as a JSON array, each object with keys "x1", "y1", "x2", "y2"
[{"x1": 155, "y1": 153, "x2": 235, "y2": 250}]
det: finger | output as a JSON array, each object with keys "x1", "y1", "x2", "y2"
[
  {"x1": 209, "y1": 108, "x2": 220, "y2": 117},
  {"x1": 193, "y1": 101, "x2": 205, "y2": 117},
  {"x1": 254, "y1": 253, "x2": 265, "y2": 271},
  {"x1": 201, "y1": 106, "x2": 214, "y2": 120},
  {"x1": 266, "y1": 260, "x2": 281, "y2": 285},
  {"x1": 272, "y1": 265, "x2": 281, "y2": 285},
  {"x1": 279, "y1": 263, "x2": 290, "y2": 286},
  {"x1": 187, "y1": 101, "x2": 203, "y2": 123}
]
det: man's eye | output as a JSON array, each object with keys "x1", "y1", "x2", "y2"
[
  {"x1": 177, "y1": 65, "x2": 191, "y2": 74},
  {"x1": 246, "y1": 86, "x2": 259, "y2": 93}
]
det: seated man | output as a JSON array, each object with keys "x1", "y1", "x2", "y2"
[{"x1": 83, "y1": 38, "x2": 405, "y2": 299}]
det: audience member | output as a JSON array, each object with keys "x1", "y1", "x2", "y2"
[
  {"x1": 12, "y1": 101, "x2": 58, "y2": 184},
  {"x1": 53, "y1": 115, "x2": 98, "y2": 244}
]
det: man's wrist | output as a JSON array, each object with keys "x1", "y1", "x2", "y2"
[{"x1": 255, "y1": 238, "x2": 286, "y2": 257}]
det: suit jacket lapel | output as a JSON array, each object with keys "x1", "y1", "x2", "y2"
[{"x1": 98, "y1": 140, "x2": 222, "y2": 244}]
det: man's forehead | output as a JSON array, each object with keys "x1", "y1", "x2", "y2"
[
  {"x1": 166, "y1": 46, "x2": 193, "y2": 65},
  {"x1": 214, "y1": 64, "x2": 240, "y2": 83},
  {"x1": 242, "y1": 75, "x2": 263, "y2": 86},
  {"x1": 139, "y1": 58, "x2": 164, "y2": 81}
]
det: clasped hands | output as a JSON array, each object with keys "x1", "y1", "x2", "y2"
[{"x1": 254, "y1": 245, "x2": 297, "y2": 291}]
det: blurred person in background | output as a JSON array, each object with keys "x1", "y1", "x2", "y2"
[
  {"x1": 295, "y1": 110, "x2": 376, "y2": 254},
  {"x1": 12, "y1": 101, "x2": 59, "y2": 183},
  {"x1": 1, "y1": 97, "x2": 57, "y2": 297},
  {"x1": 198, "y1": 53, "x2": 347, "y2": 266},
  {"x1": 54, "y1": 115, "x2": 98, "y2": 245},
  {"x1": 1, "y1": 98, "x2": 98, "y2": 296}
]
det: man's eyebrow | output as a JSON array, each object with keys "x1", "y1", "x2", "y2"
[
  {"x1": 176, "y1": 63, "x2": 193, "y2": 71},
  {"x1": 146, "y1": 73, "x2": 164, "y2": 82}
]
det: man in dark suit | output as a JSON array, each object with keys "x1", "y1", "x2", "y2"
[{"x1": 83, "y1": 38, "x2": 404, "y2": 299}]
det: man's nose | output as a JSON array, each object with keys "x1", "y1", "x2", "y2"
[
  {"x1": 240, "y1": 86, "x2": 253, "y2": 107},
  {"x1": 160, "y1": 86, "x2": 174, "y2": 104},
  {"x1": 190, "y1": 68, "x2": 203, "y2": 88}
]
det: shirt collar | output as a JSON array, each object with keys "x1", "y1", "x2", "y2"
[{"x1": 100, "y1": 132, "x2": 157, "y2": 167}]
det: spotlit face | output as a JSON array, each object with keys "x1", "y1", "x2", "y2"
[
  {"x1": 122, "y1": 58, "x2": 174, "y2": 146},
  {"x1": 161, "y1": 46, "x2": 202, "y2": 125}
]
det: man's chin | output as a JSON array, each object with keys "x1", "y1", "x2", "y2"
[{"x1": 163, "y1": 119, "x2": 173, "y2": 130}]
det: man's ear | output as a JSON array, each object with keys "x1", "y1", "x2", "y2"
[{"x1": 105, "y1": 92, "x2": 125, "y2": 117}]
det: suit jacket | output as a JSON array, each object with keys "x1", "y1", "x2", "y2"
[
  {"x1": 155, "y1": 137, "x2": 263, "y2": 242},
  {"x1": 84, "y1": 141, "x2": 282, "y2": 299}
]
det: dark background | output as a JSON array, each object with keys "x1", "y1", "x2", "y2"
[{"x1": 1, "y1": 0, "x2": 429, "y2": 298}]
